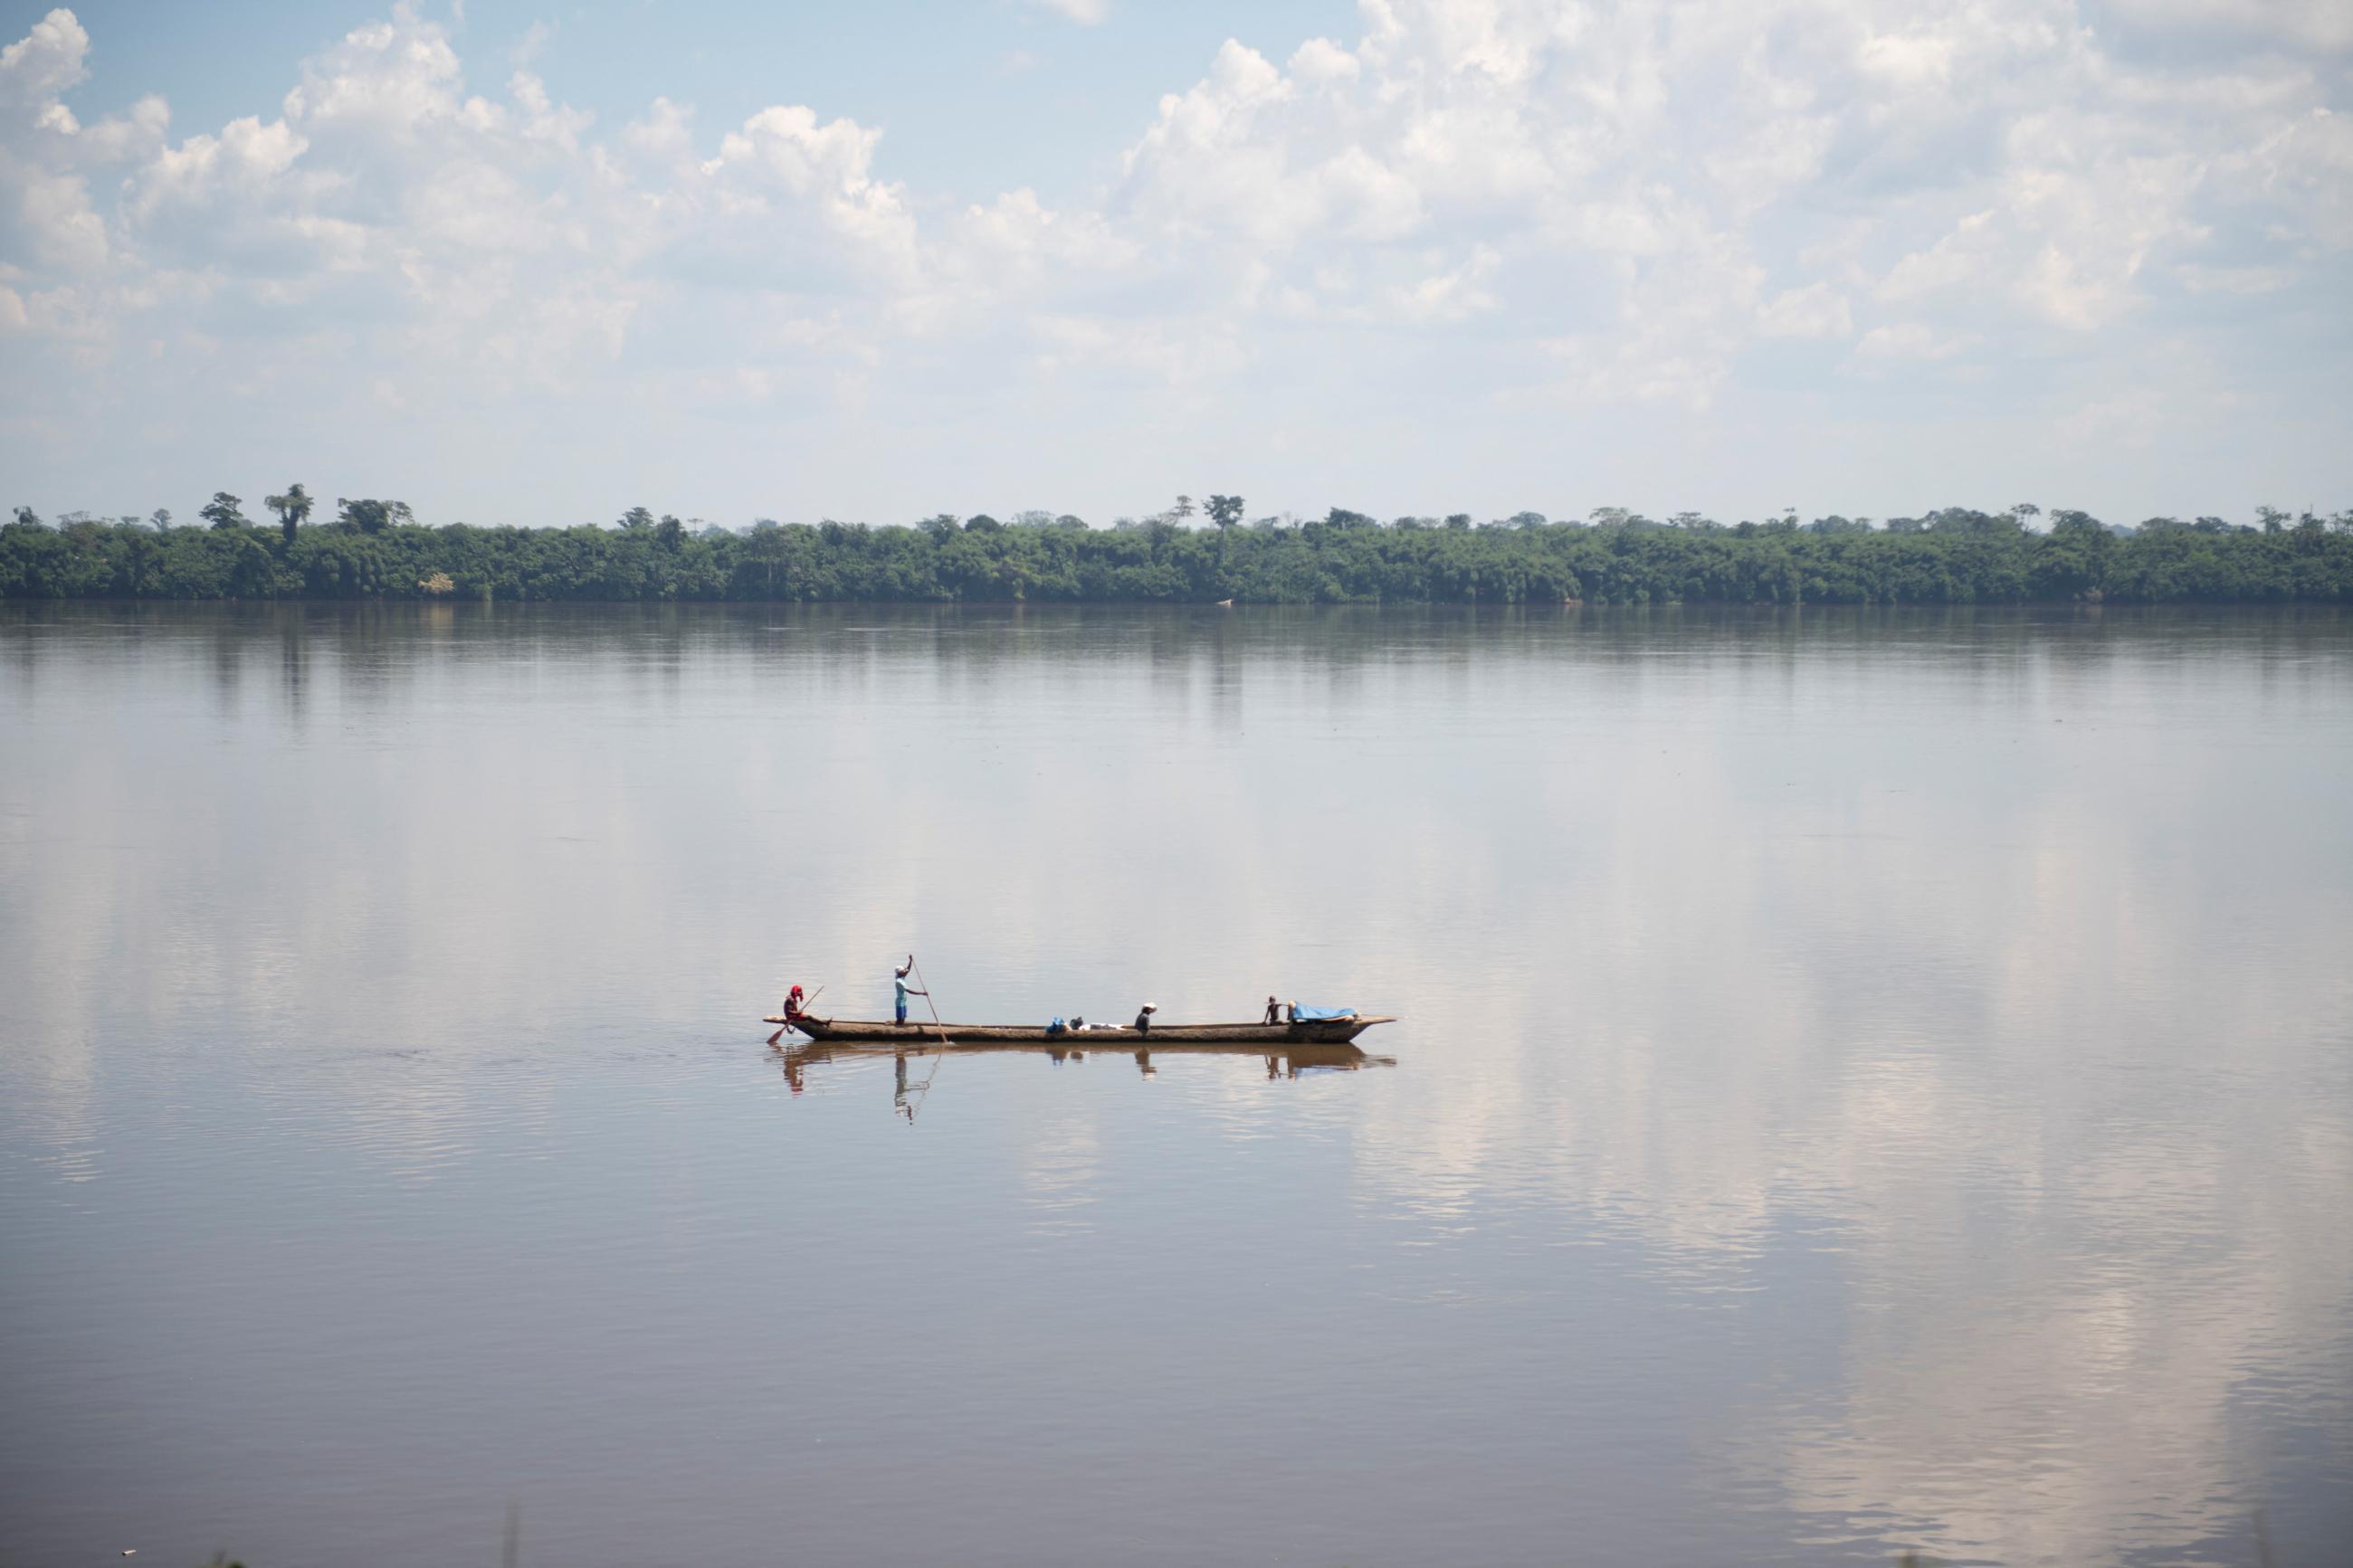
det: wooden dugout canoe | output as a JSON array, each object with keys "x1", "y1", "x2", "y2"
[
  {"x1": 763, "y1": 1013, "x2": 1396, "y2": 1046},
  {"x1": 778, "y1": 1038, "x2": 1396, "y2": 1073}
]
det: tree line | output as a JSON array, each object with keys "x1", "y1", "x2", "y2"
[{"x1": 5, "y1": 494, "x2": 2349, "y2": 605}]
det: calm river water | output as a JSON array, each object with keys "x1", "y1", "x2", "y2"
[{"x1": 3, "y1": 603, "x2": 2348, "y2": 1567}]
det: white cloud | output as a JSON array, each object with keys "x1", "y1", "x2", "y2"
[
  {"x1": 130, "y1": 116, "x2": 308, "y2": 216},
  {"x1": 950, "y1": 187, "x2": 1133, "y2": 279},
  {"x1": 1856, "y1": 31, "x2": 1957, "y2": 90},
  {"x1": 1287, "y1": 37, "x2": 1359, "y2": 86},
  {"x1": 0, "y1": 1, "x2": 2346, "y2": 522},
  {"x1": 280, "y1": 11, "x2": 466, "y2": 135},
  {"x1": 621, "y1": 94, "x2": 694, "y2": 160},
  {"x1": 1025, "y1": 0, "x2": 1109, "y2": 24},
  {"x1": 2172, "y1": 261, "x2": 2291, "y2": 294},
  {"x1": 2101, "y1": 0, "x2": 2353, "y2": 52},
  {"x1": 1758, "y1": 280, "x2": 1853, "y2": 339},
  {"x1": 1034, "y1": 313, "x2": 1245, "y2": 382},
  {"x1": 14, "y1": 165, "x2": 106, "y2": 268},
  {"x1": 508, "y1": 71, "x2": 589, "y2": 152},
  {"x1": 510, "y1": 19, "x2": 554, "y2": 66},
  {"x1": 1850, "y1": 320, "x2": 1980, "y2": 367},
  {"x1": 0, "y1": 6, "x2": 90, "y2": 108},
  {"x1": 1389, "y1": 242, "x2": 1500, "y2": 323}
]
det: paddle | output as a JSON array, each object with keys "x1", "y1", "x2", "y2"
[{"x1": 767, "y1": 984, "x2": 824, "y2": 1046}]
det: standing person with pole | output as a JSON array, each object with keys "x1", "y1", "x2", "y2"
[
  {"x1": 894, "y1": 955, "x2": 926, "y2": 1026},
  {"x1": 899, "y1": 957, "x2": 957, "y2": 1122}
]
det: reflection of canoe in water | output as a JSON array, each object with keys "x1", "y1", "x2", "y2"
[
  {"x1": 772, "y1": 1026, "x2": 1396, "y2": 1116},
  {"x1": 781, "y1": 1034, "x2": 1383, "y2": 1086},
  {"x1": 786, "y1": 1034, "x2": 1393, "y2": 1071},
  {"x1": 764, "y1": 1014, "x2": 1396, "y2": 1046}
]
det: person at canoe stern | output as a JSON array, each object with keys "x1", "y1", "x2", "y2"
[
  {"x1": 893, "y1": 956, "x2": 926, "y2": 1025},
  {"x1": 1263, "y1": 994, "x2": 1281, "y2": 1024}
]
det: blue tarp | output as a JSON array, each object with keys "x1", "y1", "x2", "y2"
[{"x1": 1291, "y1": 1005, "x2": 1358, "y2": 1022}]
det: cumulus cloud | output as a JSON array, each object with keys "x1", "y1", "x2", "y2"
[
  {"x1": 0, "y1": 6, "x2": 90, "y2": 107},
  {"x1": 0, "y1": 1, "x2": 2346, "y2": 521},
  {"x1": 1078, "y1": 0, "x2": 2345, "y2": 413}
]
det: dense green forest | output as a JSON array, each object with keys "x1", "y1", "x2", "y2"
[{"x1": 5, "y1": 497, "x2": 2349, "y2": 605}]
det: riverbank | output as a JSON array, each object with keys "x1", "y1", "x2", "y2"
[{"x1": 5, "y1": 512, "x2": 2348, "y2": 604}]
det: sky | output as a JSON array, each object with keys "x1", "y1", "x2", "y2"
[{"x1": 2, "y1": 0, "x2": 2348, "y2": 528}]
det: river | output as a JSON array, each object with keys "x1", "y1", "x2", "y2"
[{"x1": 3, "y1": 603, "x2": 2348, "y2": 1565}]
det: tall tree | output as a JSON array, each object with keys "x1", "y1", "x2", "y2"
[
  {"x1": 618, "y1": 506, "x2": 654, "y2": 531},
  {"x1": 337, "y1": 498, "x2": 412, "y2": 534},
  {"x1": 265, "y1": 482, "x2": 313, "y2": 546},
  {"x1": 1206, "y1": 494, "x2": 1245, "y2": 530},
  {"x1": 149, "y1": 508, "x2": 172, "y2": 531},
  {"x1": 655, "y1": 513, "x2": 685, "y2": 549},
  {"x1": 199, "y1": 492, "x2": 249, "y2": 529}
]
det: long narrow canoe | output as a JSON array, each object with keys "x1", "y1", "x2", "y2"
[
  {"x1": 764, "y1": 1013, "x2": 1396, "y2": 1045},
  {"x1": 781, "y1": 1038, "x2": 1395, "y2": 1072}
]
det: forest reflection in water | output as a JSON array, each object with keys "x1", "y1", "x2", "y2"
[{"x1": 0, "y1": 601, "x2": 2348, "y2": 1567}]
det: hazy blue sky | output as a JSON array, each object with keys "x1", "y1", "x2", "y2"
[{"x1": 3, "y1": 1, "x2": 2348, "y2": 527}]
